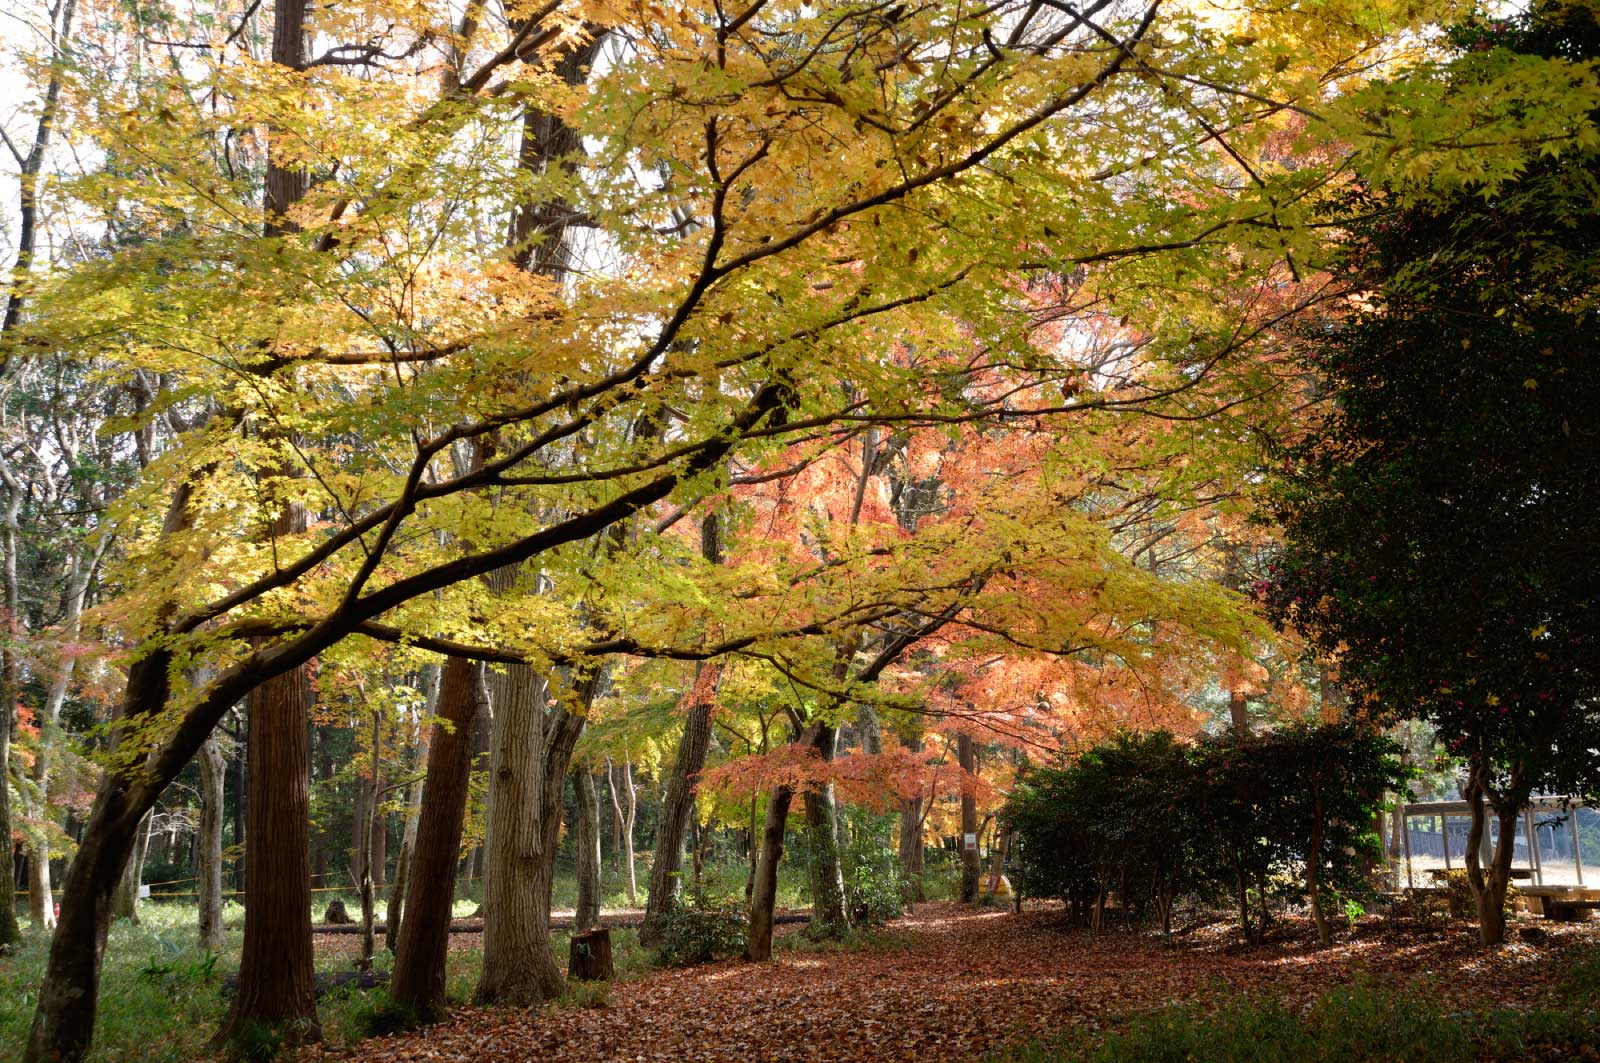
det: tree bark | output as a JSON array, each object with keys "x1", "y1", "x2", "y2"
[
  {"x1": 391, "y1": 655, "x2": 484, "y2": 1019},
  {"x1": 215, "y1": 656, "x2": 319, "y2": 1047},
  {"x1": 642, "y1": 514, "x2": 723, "y2": 942},
  {"x1": 958, "y1": 733, "x2": 980, "y2": 904},
  {"x1": 111, "y1": 811, "x2": 152, "y2": 924},
  {"x1": 1463, "y1": 761, "x2": 1520, "y2": 948},
  {"x1": 575, "y1": 769, "x2": 602, "y2": 927},
  {"x1": 474, "y1": 678, "x2": 589, "y2": 1006},
  {"x1": 387, "y1": 695, "x2": 430, "y2": 954},
  {"x1": 746, "y1": 722, "x2": 825, "y2": 961},
  {"x1": 803, "y1": 725, "x2": 850, "y2": 938},
  {"x1": 620, "y1": 759, "x2": 638, "y2": 904},
  {"x1": 197, "y1": 737, "x2": 227, "y2": 952},
  {"x1": 745, "y1": 782, "x2": 795, "y2": 962}
]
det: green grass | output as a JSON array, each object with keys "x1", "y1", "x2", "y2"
[
  {"x1": 991, "y1": 968, "x2": 1600, "y2": 1063},
  {"x1": 0, "y1": 896, "x2": 660, "y2": 1061}
]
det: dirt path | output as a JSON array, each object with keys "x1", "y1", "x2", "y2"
[{"x1": 308, "y1": 903, "x2": 1599, "y2": 1063}]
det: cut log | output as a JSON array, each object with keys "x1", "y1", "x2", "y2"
[{"x1": 568, "y1": 927, "x2": 614, "y2": 982}]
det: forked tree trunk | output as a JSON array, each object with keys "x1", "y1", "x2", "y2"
[
  {"x1": 958, "y1": 733, "x2": 980, "y2": 904},
  {"x1": 605, "y1": 759, "x2": 625, "y2": 870},
  {"x1": 1463, "y1": 763, "x2": 1521, "y2": 948},
  {"x1": 474, "y1": 683, "x2": 589, "y2": 1006},
  {"x1": 745, "y1": 723, "x2": 823, "y2": 961},
  {"x1": 621, "y1": 759, "x2": 638, "y2": 904},
  {"x1": 215, "y1": 657, "x2": 319, "y2": 1048},
  {"x1": 391, "y1": 655, "x2": 484, "y2": 1019},
  {"x1": 575, "y1": 770, "x2": 602, "y2": 927},
  {"x1": 197, "y1": 737, "x2": 227, "y2": 952}
]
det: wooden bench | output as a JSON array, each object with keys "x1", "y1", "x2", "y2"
[{"x1": 1545, "y1": 899, "x2": 1600, "y2": 922}]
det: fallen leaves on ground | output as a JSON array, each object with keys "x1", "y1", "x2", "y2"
[{"x1": 303, "y1": 902, "x2": 1600, "y2": 1063}]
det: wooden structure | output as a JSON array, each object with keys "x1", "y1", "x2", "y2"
[
  {"x1": 568, "y1": 926, "x2": 614, "y2": 981},
  {"x1": 1400, "y1": 796, "x2": 1596, "y2": 918}
]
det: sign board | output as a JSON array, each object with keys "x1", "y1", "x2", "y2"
[{"x1": 963, "y1": 832, "x2": 978, "y2": 851}]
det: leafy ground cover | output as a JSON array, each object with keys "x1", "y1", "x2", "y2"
[{"x1": 298, "y1": 903, "x2": 1600, "y2": 1063}]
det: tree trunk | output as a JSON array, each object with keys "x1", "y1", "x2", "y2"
[
  {"x1": 386, "y1": 675, "x2": 432, "y2": 954},
  {"x1": 27, "y1": 554, "x2": 89, "y2": 930},
  {"x1": 474, "y1": 679, "x2": 589, "y2": 1006},
  {"x1": 215, "y1": 658, "x2": 319, "y2": 1048},
  {"x1": 111, "y1": 812, "x2": 149, "y2": 924},
  {"x1": 605, "y1": 759, "x2": 624, "y2": 871},
  {"x1": 197, "y1": 737, "x2": 227, "y2": 952},
  {"x1": 803, "y1": 725, "x2": 850, "y2": 939},
  {"x1": 746, "y1": 723, "x2": 826, "y2": 961},
  {"x1": 1464, "y1": 765, "x2": 1519, "y2": 948},
  {"x1": 643, "y1": 514, "x2": 722, "y2": 942},
  {"x1": 621, "y1": 759, "x2": 638, "y2": 904},
  {"x1": 642, "y1": 662, "x2": 719, "y2": 942},
  {"x1": 958, "y1": 733, "x2": 980, "y2": 904},
  {"x1": 0, "y1": 638, "x2": 23, "y2": 948},
  {"x1": 215, "y1": 0, "x2": 319, "y2": 1044},
  {"x1": 745, "y1": 782, "x2": 795, "y2": 962},
  {"x1": 575, "y1": 769, "x2": 602, "y2": 927},
  {"x1": 391, "y1": 655, "x2": 484, "y2": 1019},
  {"x1": 359, "y1": 710, "x2": 381, "y2": 968}
]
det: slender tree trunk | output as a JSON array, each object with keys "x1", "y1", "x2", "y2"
[
  {"x1": 746, "y1": 723, "x2": 826, "y2": 961},
  {"x1": 391, "y1": 655, "x2": 484, "y2": 1019},
  {"x1": 621, "y1": 759, "x2": 638, "y2": 904},
  {"x1": 27, "y1": 553, "x2": 89, "y2": 930},
  {"x1": 386, "y1": 713, "x2": 430, "y2": 953},
  {"x1": 359, "y1": 710, "x2": 381, "y2": 967},
  {"x1": 0, "y1": 641, "x2": 22, "y2": 947},
  {"x1": 745, "y1": 783, "x2": 796, "y2": 962},
  {"x1": 197, "y1": 737, "x2": 227, "y2": 952},
  {"x1": 605, "y1": 759, "x2": 624, "y2": 872},
  {"x1": 642, "y1": 514, "x2": 722, "y2": 942},
  {"x1": 575, "y1": 769, "x2": 602, "y2": 927},
  {"x1": 958, "y1": 733, "x2": 980, "y2": 904},
  {"x1": 643, "y1": 661, "x2": 720, "y2": 940},
  {"x1": 111, "y1": 812, "x2": 151, "y2": 924}
]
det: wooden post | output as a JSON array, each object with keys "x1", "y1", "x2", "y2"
[
  {"x1": 1441, "y1": 814, "x2": 1452, "y2": 870},
  {"x1": 1524, "y1": 809, "x2": 1542, "y2": 886},
  {"x1": 1573, "y1": 812, "x2": 1586, "y2": 886},
  {"x1": 568, "y1": 927, "x2": 613, "y2": 982},
  {"x1": 1400, "y1": 809, "x2": 1414, "y2": 889}
]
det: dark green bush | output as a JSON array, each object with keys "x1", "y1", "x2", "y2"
[
  {"x1": 654, "y1": 901, "x2": 747, "y2": 966},
  {"x1": 1004, "y1": 724, "x2": 1404, "y2": 939}
]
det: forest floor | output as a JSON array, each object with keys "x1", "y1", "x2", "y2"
[{"x1": 303, "y1": 902, "x2": 1600, "y2": 1063}]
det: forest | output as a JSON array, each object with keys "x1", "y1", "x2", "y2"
[{"x1": 1, "y1": 0, "x2": 1599, "y2": 1060}]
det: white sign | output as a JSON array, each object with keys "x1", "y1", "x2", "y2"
[{"x1": 963, "y1": 833, "x2": 978, "y2": 851}]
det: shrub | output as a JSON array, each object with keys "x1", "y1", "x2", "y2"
[{"x1": 654, "y1": 901, "x2": 747, "y2": 966}]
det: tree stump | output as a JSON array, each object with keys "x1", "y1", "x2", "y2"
[
  {"x1": 568, "y1": 927, "x2": 614, "y2": 982},
  {"x1": 323, "y1": 899, "x2": 353, "y2": 924}
]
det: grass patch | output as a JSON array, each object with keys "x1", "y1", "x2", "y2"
[{"x1": 994, "y1": 978, "x2": 1600, "y2": 1063}]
